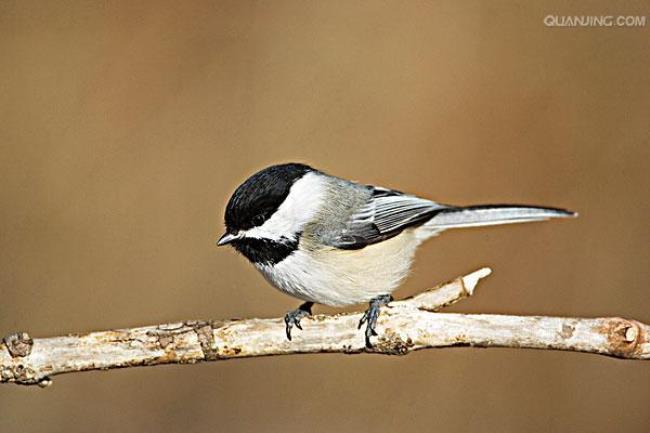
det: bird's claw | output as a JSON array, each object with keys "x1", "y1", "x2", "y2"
[
  {"x1": 284, "y1": 302, "x2": 313, "y2": 341},
  {"x1": 358, "y1": 294, "x2": 393, "y2": 348},
  {"x1": 358, "y1": 311, "x2": 368, "y2": 329}
]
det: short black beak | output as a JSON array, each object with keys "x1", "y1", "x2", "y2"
[{"x1": 217, "y1": 232, "x2": 239, "y2": 246}]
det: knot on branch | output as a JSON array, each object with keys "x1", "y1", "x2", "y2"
[
  {"x1": 1, "y1": 332, "x2": 52, "y2": 387},
  {"x1": 603, "y1": 318, "x2": 645, "y2": 358},
  {"x1": 3, "y1": 332, "x2": 33, "y2": 358}
]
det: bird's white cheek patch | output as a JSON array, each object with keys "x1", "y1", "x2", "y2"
[{"x1": 242, "y1": 172, "x2": 327, "y2": 241}]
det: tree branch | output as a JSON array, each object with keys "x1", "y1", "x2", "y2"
[{"x1": 2, "y1": 267, "x2": 648, "y2": 387}]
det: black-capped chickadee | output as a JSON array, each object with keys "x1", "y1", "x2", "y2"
[{"x1": 217, "y1": 163, "x2": 576, "y2": 347}]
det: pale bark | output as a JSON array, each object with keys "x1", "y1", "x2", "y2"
[{"x1": 1, "y1": 268, "x2": 648, "y2": 387}]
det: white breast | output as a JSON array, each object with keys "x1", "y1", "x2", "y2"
[{"x1": 256, "y1": 230, "x2": 421, "y2": 306}]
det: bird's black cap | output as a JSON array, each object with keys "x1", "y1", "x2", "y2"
[{"x1": 224, "y1": 163, "x2": 313, "y2": 233}]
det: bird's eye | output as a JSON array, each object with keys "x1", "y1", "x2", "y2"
[{"x1": 252, "y1": 214, "x2": 266, "y2": 226}]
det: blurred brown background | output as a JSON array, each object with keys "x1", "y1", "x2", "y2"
[{"x1": 1, "y1": 1, "x2": 648, "y2": 432}]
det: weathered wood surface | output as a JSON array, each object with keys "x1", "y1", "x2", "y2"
[{"x1": 2, "y1": 268, "x2": 647, "y2": 387}]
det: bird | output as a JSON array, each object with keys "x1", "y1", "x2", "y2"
[{"x1": 217, "y1": 163, "x2": 576, "y2": 347}]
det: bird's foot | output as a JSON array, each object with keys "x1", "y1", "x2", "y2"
[
  {"x1": 284, "y1": 302, "x2": 313, "y2": 341},
  {"x1": 358, "y1": 294, "x2": 393, "y2": 348}
]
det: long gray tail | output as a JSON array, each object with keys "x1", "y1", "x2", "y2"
[{"x1": 424, "y1": 204, "x2": 576, "y2": 232}]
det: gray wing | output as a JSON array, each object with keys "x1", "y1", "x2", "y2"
[{"x1": 330, "y1": 186, "x2": 448, "y2": 249}]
